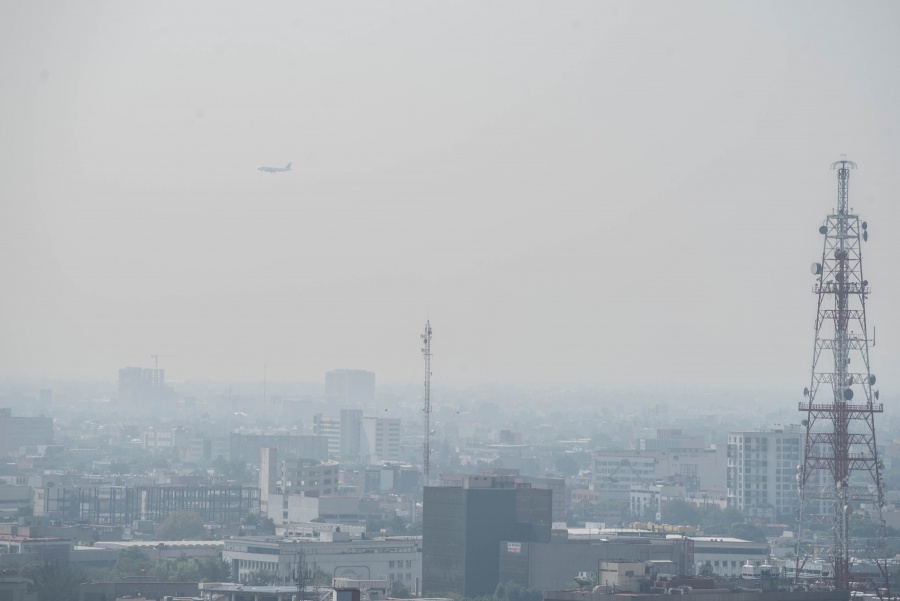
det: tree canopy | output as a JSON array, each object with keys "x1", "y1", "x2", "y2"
[{"x1": 156, "y1": 511, "x2": 207, "y2": 540}]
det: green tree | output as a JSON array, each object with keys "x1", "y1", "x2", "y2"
[
  {"x1": 391, "y1": 579, "x2": 413, "y2": 598},
  {"x1": 242, "y1": 569, "x2": 278, "y2": 585},
  {"x1": 493, "y1": 581, "x2": 542, "y2": 601},
  {"x1": 198, "y1": 550, "x2": 232, "y2": 581},
  {"x1": 661, "y1": 499, "x2": 700, "y2": 526},
  {"x1": 24, "y1": 561, "x2": 87, "y2": 601},
  {"x1": 156, "y1": 511, "x2": 207, "y2": 540},
  {"x1": 728, "y1": 522, "x2": 768, "y2": 543},
  {"x1": 114, "y1": 546, "x2": 151, "y2": 578}
]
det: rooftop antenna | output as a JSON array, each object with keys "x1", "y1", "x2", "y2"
[{"x1": 421, "y1": 320, "x2": 433, "y2": 488}]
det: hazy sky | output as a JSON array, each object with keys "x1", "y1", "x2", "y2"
[{"x1": 2, "y1": 1, "x2": 899, "y2": 389}]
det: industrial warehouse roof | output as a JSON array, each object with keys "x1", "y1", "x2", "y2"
[{"x1": 95, "y1": 540, "x2": 224, "y2": 549}]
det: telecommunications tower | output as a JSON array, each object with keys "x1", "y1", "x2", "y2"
[
  {"x1": 797, "y1": 159, "x2": 887, "y2": 591},
  {"x1": 422, "y1": 320, "x2": 433, "y2": 487}
]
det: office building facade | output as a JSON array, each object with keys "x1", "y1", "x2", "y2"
[{"x1": 423, "y1": 476, "x2": 552, "y2": 598}]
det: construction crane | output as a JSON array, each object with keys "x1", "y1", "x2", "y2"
[{"x1": 150, "y1": 354, "x2": 170, "y2": 371}]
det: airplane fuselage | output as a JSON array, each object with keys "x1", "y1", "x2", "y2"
[{"x1": 258, "y1": 162, "x2": 292, "y2": 173}]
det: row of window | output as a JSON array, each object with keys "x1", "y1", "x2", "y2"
[{"x1": 388, "y1": 560, "x2": 413, "y2": 568}]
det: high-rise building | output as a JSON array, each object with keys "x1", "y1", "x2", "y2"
[
  {"x1": 361, "y1": 417, "x2": 401, "y2": 464},
  {"x1": 423, "y1": 475, "x2": 552, "y2": 598},
  {"x1": 313, "y1": 414, "x2": 341, "y2": 458},
  {"x1": 726, "y1": 424, "x2": 804, "y2": 522},
  {"x1": 340, "y1": 409, "x2": 363, "y2": 463},
  {"x1": 260, "y1": 448, "x2": 278, "y2": 515},
  {"x1": 118, "y1": 367, "x2": 173, "y2": 404},
  {"x1": 325, "y1": 370, "x2": 375, "y2": 405}
]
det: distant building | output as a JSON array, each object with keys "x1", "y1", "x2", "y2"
[
  {"x1": 118, "y1": 367, "x2": 173, "y2": 405},
  {"x1": 688, "y1": 535, "x2": 769, "y2": 577},
  {"x1": 260, "y1": 448, "x2": 278, "y2": 515},
  {"x1": 365, "y1": 464, "x2": 421, "y2": 494},
  {"x1": 423, "y1": 475, "x2": 552, "y2": 597},
  {"x1": 0, "y1": 535, "x2": 71, "y2": 565},
  {"x1": 326, "y1": 370, "x2": 376, "y2": 405},
  {"x1": 361, "y1": 417, "x2": 401, "y2": 464},
  {"x1": 33, "y1": 485, "x2": 258, "y2": 527},
  {"x1": 498, "y1": 535, "x2": 691, "y2": 591},
  {"x1": 727, "y1": 425, "x2": 804, "y2": 522},
  {"x1": 592, "y1": 452, "x2": 658, "y2": 499},
  {"x1": 0, "y1": 409, "x2": 53, "y2": 456},
  {"x1": 223, "y1": 536, "x2": 421, "y2": 586},
  {"x1": 143, "y1": 427, "x2": 188, "y2": 453},
  {"x1": 267, "y1": 493, "x2": 361, "y2": 524},
  {"x1": 340, "y1": 409, "x2": 364, "y2": 463},
  {"x1": 313, "y1": 414, "x2": 341, "y2": 457},
  {"x1": 229, "y1": 432, "x2": 328, "y2": 464},
  {"x1": 441, "y1": 469, "x2": 566, "y2": 523},
  {"x1": 280, "y1": 458, "x2": 340, "y2": 497}
]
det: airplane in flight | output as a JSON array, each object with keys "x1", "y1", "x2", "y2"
[{"x1": 257, "y1": 162, "x2": 292, "y2": 173}]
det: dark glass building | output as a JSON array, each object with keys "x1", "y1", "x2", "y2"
[{"x1": 423, "y1": 476, "x2": 552, "y2": 597}]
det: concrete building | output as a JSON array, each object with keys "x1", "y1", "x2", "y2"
[
  {"x1": 423, "y1": 475, "x2": 552, "y2": 598},
  {"x1": 118, "y1": 367, "x2": 173, "y2": 405},
  {"x1": 314, "y1": 414, "x2": 341, "y2": 457},
  {"x1": 361, "y1": 417, "x2": 401, "y2": 464},
  {"x1": 268, "y1": 493, "x2": 361, "y2": 524},
  {"x1": 222, "y1": 535, "x2": 421, "y2": 586},
  {"x1": 592, "y1": 452, "x2": 658, "y2": 499},
  {"x1": 229, "y1": 432, "x2": 329, "y2": 464},
  {"x1": 33, "y1": 485, "x2": 258, "y2": 527},
  {"x1": 143, "y1": 427, "x2": 188, "y2": 453},
  {"x1": 340, "y1": 409, "x2": 364, "y2": 464},
  {"x1": 0, "y1": 409, "x2": 53, "y2": 456},
  {"x1": 0, "y1": 535, "x2": 72, "y2": 565},
  {"x1": 441, "y1": 470, "x2": 566, "y2": 523},
  {"x1": 365, "y1": 464, "x2": 421, "y2": 494},
  {"x1": 686, "y1": 535, "x2": 769, "y2": 578},
  {"x1": 260, "y1": 447, "x2": 278, "y2": 516},
  {"x1": 280, "y1": 458, "x2": 340, "y2": 497},
  {"x1": 498, "y1": 536, "x2": 692, "y2": 591},
  {"x1": 727, "y1": 425, "x2": 804, "y2": 522}
]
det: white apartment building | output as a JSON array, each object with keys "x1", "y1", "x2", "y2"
[{"x1": 727, "y1": 425, "x2": 803, "y2": 522}]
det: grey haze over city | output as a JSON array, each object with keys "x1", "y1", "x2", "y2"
[
  {"x1": 5, "y1": 3, "x2": 900, "y2": 599},
  {"x1": 3, "y1": 1, "x2": 900, "y2": 395}
]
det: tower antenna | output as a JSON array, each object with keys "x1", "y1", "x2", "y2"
[
  {"x1": 797, "y1": 159, "x2": 887, "y2": 592},
  {"x1": 421, "y1": 320, "x2": 433, "y2": 488}
]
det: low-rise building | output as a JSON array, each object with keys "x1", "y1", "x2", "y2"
[
  {"x1": 222, "y1": 536, "x2": 422, "y2": 587},
  {"x1": 683, "y1": 535, "x2": 769, "y2": 577}
]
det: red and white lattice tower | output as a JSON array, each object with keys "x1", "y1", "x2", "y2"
[{"x1": 796, "y1": 159, "x2": 887, "y2": 591}]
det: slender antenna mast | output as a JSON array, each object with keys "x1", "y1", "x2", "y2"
[{"x1": 421, "y1": 320, "x2": 433, "y2": 487}]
